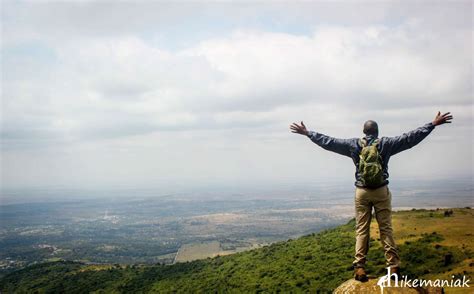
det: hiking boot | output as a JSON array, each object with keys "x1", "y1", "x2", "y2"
[
  {"x1": 354, "y1": 267, "x2": 368, "y2": 282},
  {"x1": 389, "y1": 267, "x2": 401, "y2": 281}
]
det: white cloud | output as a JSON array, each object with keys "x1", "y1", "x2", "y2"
[
  {"x1": 1, "y1": 1, "x2": 472, "y2": 189},
  {"x1": 3, "y1": 24, "x2": 471, "y2": 141}
]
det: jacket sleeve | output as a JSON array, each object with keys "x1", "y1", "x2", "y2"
[
  {"x1": 384, "y1": 122, "x2": 436, "y2": 156},
  {"x1": 307, "y1": 131, "x2": 357, "y2": 157}
]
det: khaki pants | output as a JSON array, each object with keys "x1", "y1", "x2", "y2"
[{"x1": 353, "y1": 185, "x2": 400, "y2": 269}]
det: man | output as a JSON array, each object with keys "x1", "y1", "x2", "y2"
[{"x1": 290, "y1": 111, "x2": 453, "y2": 282}]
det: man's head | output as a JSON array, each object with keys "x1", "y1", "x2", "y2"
[{"x1": 363, "y1": 120, "x2": 379, "y2": 137}]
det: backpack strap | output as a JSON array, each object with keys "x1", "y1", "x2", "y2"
[{"x1": 360, "y1": 138, "x2": 379, "y2": 147}]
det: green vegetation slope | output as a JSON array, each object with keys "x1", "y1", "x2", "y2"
[{"x1": 1, "y1": 208, "x2": 472, "y2": 293}]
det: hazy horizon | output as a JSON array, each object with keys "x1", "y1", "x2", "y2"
[{"x1": 1, "y1": 176, "x2": 472, "y2": 206}]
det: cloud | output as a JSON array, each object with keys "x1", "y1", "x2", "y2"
[
  {"x1": 2, "y1": 22, "x2": 471, "y2": 146},
  {"x1": 1, "y1": 1, "x2": 472, "y2": 188}
]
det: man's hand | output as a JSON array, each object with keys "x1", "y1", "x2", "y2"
[
  {"x1": 432, "y1": 111, "x2": 453, "y2": 126},
  {"x1": 290, "y1": 121, "x2": 309, "y2": 136}
]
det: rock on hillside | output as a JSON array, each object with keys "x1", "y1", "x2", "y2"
[{"x1": 334, "y1": 278, "x2": 443, "y2": 294}]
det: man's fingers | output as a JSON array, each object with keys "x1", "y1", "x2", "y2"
[
  {"x1": 442, "y1": 112, "x2": 451, "y2": 117},
  {"x1": 290, "y1": 121, "x2": 308, "y2": 133}
]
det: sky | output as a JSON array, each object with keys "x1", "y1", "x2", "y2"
[{"x1": 1, "y1": 1, "x2": 473, "y2": 191}]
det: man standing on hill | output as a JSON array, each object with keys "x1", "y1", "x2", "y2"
[{"x1": 290, "y1": 111, "x2": 453, "y2": 282}]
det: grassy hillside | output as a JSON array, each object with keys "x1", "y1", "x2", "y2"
[{"x1": 1, "y1": 208, "x2": 472, "y2": 293}]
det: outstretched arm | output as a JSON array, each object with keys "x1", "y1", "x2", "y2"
[
  {"x1": 290, "y1": 121, "x2": 356, "y2": 157},
  {"x1": 386, "y1": 111, "x2": 453, "y2": 156}
]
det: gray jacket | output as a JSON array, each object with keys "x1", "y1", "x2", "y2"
[{"x1": 307, "y1": 122, "x2": 436, "y2": 188}]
